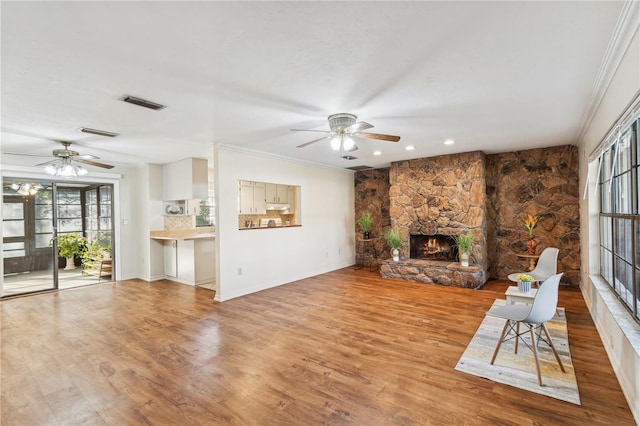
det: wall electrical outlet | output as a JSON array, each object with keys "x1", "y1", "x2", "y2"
[{"x1": 237, "y1": 267, "x2": 242, "y2": 276}]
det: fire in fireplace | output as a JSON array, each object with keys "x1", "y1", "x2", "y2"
[{"x1": 410, "y1": 234, "x2": 457, "y2": 261}]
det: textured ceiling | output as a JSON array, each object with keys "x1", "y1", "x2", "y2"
[{"x1": 0, "y1": 1, "x2": 625, "y2": 172}]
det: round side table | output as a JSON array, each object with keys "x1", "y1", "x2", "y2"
[
  {"x1": 355, "y1": 237, "x2": 379, "y2": 271},
  {"x1": 516, "y1": 253, "x2": 540, "y2": 272}
]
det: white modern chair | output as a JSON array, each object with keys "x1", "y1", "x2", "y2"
[
  {"x1": 508, "y1": 247, "x2": 559, "y2": 284},
  {"x1": 487, "y1": 273, "x2": 565, "y2": 386}
]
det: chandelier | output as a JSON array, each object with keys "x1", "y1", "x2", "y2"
[
  {"x1": 10, "y1": 182, "x2": 44, "y2": 196},
  {"x1": 43, "y1": 158, "x2": 88, "y2": 177}
]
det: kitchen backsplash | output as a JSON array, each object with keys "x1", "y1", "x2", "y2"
[
  {"x1": 164, "y1": 215, "x2": 196, "y2": 230},
  {"x1": 238, "y1": 211, "x2": 296, "y2": 228}
]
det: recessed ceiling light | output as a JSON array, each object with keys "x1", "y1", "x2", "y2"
[
  {"x1": 373, "y1": 150, "x2": 381, "y2": 156},
  {"x1": 444, "y1": 139, "x2": 455, "y2": 145},
  {"x1": 405, "y1": 145, "x2": 415, "y2": 151}
]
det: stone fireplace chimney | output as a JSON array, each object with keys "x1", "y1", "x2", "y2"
[{"x1": 382, "y1": 151, "x2": 488, "y2": 288}]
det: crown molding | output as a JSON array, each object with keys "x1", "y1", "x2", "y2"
[{"x1": 575, "y1": 0, "x2": 640, "y2": 145}]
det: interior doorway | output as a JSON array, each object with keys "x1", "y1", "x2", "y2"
[{"x1": 2, "y1": 178, "x2": 115, "y2": 297}]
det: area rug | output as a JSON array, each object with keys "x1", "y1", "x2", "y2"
[{"x1": 455, "y1": 299, "x2": 580, "y2": 405}]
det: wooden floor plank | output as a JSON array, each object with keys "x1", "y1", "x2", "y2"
[{"x1": 1, "y1": 268, "x2": 635, "y2": 425}]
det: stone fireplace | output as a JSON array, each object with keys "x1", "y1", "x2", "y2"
[
  {"x1": 410, "y1": 234, "x2": 456, "y2": 261},
  {"x1": 380, "y1": 151, "x2": 488, "y2": 288}
]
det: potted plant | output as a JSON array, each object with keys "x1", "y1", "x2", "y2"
[
  {"x1": 80, "y1": 241, "x2": 110, "y2": 269},
  {"x1": 385, "y1": 228, "x2": 404, "y2": 261},
  {"x1": 521, "y1": 213, "x2": 540, "y2": 255},
  {"x1": 51, "y1": 233, "x2": 88, "y2": 270},
  {"x1": 516, "y1": 273, "x2": 534, "y2": 293},
  {"x1": 452, "y1": 230, "x2": 474, "y2": 267},
  {"x1": 357, "y1": 211, "x2": 373, "y2": 239}
]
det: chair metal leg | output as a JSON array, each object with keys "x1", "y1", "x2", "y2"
[
  {"x1": 514, "y1": 321, "x2": 520, "y2": 354},
  {"x1": 529, "y1": 324, "x2": 543, "y2": 386},
  {"x1": 490, "y1": 319, "x2": 511, "y2": 365},
  {"x1": 541, "y1": 323, "x2": 566, "y2": 373}
]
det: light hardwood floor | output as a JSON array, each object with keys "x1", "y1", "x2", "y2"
[{"x1": 1, "y1": 268, "x2": 635, "y2": 425}]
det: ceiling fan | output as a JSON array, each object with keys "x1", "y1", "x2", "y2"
[
  {"x1": 5, "y1": 141, "x2": 114, "y2": 169},
  {"x1": 5, "y1": 141, "x2": 114, "y2": 176},
  {"x1": 291, "y1": 113, "x2": 401, "y2": 152}
]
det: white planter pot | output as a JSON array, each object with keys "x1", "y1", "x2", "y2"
[
  {"x1": 392, "y1": 248, "x2": 400, "y2": 262},
  {"x1": 459, "y1": 252, "x2": 469, "y2": 267},
  {"x1": 64, "y1": 256, "x2": 76, "y2": 270},
  {"x1": 518, "y1": 280, "x2": 532, "y2": 293}
]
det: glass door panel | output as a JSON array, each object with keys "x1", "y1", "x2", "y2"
[{"x1": 2, "y1": 180, "x2": 56, "y2": 297}]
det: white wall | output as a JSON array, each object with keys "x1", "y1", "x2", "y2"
[
  {"x1": 122, "y1": 164, "x2": 165, "y2": 281},
  {"x1": 115, "y1": 167, "x2": 140, "y2": 280},
  {"x1": 578, "y1": 5, "x2": 640, "y2": 423},
  {"x1": 214, "y1": 146, "x2": 355, "y2": 301}
]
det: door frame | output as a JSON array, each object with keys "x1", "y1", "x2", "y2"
[{"x1": 1, "y1": 168, "x2": 121, "y2": 297}]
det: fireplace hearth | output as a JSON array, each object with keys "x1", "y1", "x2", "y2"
[{"x1": 410, "y1": 234, "x2": 457, "y2": 261}]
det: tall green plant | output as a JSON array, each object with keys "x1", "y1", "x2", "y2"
[
  {"x1": 51, "y1": 233, "x2": 88, "y2": 259},
  {"x1": 385, "y1": 229, "x2": 404, "y2": 249},
  {"x1": 452, "y1": 231, "x2": 474, "y2": 254},
  {"x1": 357, "y1": 212, "x2": 373, "y2": 232}
]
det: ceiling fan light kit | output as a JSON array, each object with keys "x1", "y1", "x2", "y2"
[
  {"x1": 10, "y1": 182, "x2": 44, "y2": 195},
  {"x1": 293, "y1": 113, "x2": 401, "y2": 157},
  {"x1": 43, "y1": 158, "x2": 88, "y2": 177}
]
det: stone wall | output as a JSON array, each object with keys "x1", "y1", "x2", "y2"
[
  {"x1": 485, "y1": 145, "x2": 580, "y2": 286},
  {"x1": 389, "y1": 151, "x2": 488, "y2": 271},
  {"x1": 354, "y1": 168, "x2": 391, "y2": 264},
  {"x1": 355, "y1": 146, "x2": 580, "y2": 287}
]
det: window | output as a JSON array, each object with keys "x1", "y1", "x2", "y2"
[
  {"x1": 56, "y1": 188, "x2": 83, "y2": 234},
  {"x1": 84, "y1": 185, "x2": 113, "y2": 248},
  {"x1": 196, "y1": 190, "x2": 215, "y2": 227},
  {"x1": 598, "y1": 118, "x2": 639, "y2": 322},
  {"x1": 34, "y1": 188, "x2": 53, "y2": 248}
]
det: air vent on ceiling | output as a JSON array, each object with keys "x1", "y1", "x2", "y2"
[
  {"x1": 79, "y1": 127, "x2": 119, "y2": 137},
  {"x1": 341, "y1": 155, "x2": 357, "y2": 160},
  {"x1": 346, "y1": 165, "x2": 373, "y2": 171},
  {"x1": 123, "y1": 95, "x2": 166, "y2": 110}
]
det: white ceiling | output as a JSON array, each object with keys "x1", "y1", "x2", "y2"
[{"x1": 0, "y1": 1, "x2": 626, "y2": 172}]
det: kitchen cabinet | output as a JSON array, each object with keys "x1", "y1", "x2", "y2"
[
  {"x1": 152, "y1": 233, "x2": 216, "y2": 285},
  {"x1": 239, "y1": 181, "x2": 266, "y2": 214},
  {"x1": 163, "y1": 158, "x2": 208, "y2": 201},
  {"x1": 184, "y1": 199, "x2": 200, "y2": 216},
  {"x1": 265, "y1": 183, "x2": 290, "y2": 203},
  {"x1": 287, "y1": 186, "x2": 295, "y2": 208},
  {"x1": 164, "y1": 240, "x2": 177, "y2": 277}
]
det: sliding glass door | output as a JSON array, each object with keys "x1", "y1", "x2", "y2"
[
  {"x1": 2, "y1": 181, "x2": 57, "y2": 296},
  {"x1": 2, "y1": 179, "x2": 115, "y2": 297}
]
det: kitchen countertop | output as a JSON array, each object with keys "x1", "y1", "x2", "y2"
[
  {"x1": 150, "y1": 228, "x2": 216, "y2": 240},
  {"x1": 239, "y1": 224, "x2": 302, "y2": 230}
]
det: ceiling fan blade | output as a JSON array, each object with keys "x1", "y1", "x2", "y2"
[
  {"x1": 290, "y1": 129, "x2": 332, "y2": 133},
  {"x1": 296, "y1": 136, "x2": 331, "y2": 148},
  {"x1": 3, "y1": 152, "x2": 52, "y2": 157},
  {"x1": 35, "y1": 159, "x2": 58, "y2": 166},
  {"x1": 77, "y1": 159, "x2": 114, "y2": 169},
  {"x1": 357, "y1": 132, "x2": 401, "y2": 142},
  {"x1": 346, "y1": 121, "x2": 373, "y2": 133},
  {"x1": 72, "y1": 154, "x2": 100, "y2": 160}
]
